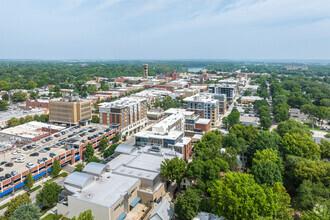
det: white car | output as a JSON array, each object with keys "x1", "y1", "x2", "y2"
[
  {"x1": 11, "y1": 151, "x2": 17, "y2": 155},
  {"x1": 16, "y1": 149, "x2": 21, "y2": 153},
  {"x1": 26, "y1": 162, "x2": 34, "y2": 168},
  {"x1": 14, "y1": 157, "x2": 24, "y2": 163}
]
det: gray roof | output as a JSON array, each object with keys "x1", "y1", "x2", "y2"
[
  {"x1": 64, "y1": 172, "x2": 94, "y2": 190},
  {"x1": 149, "y1": 200, "x2": 174, "y2": 220},
  {"x1": 82, "y1": 162, "x2": 109, "y2": 176},
  {"x1": 115, "y1": 144, "x2": 137, "y2": 155}
]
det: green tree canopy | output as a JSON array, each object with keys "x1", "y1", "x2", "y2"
[
  {"x1": 98, "y1": 136, "x2": 108, "y2": 151},
  {"x1": 0, "y1": 100, "x2": 9, "y2": 111},
  {"x1": 72, "y1": 210, "x2": 95, "y2": 220},
  {"x1": 51, "y1": 159, "x2": 61, "y2": 176},
  {"x1": 10, "y1": 203, "x2": 40, "y2": 220},
  {"x1": 280, "y1": 133, "x2": 320, "y2": 160},
  {"x1": 86, "y1": 156, "x2": 101, "y2": 164},
  {"x1": 91, "y1": 115, "x2": 99, "y2": 123},
  {"x1": 228, "y1": 108, "x2": 240, "y2": 126},
  {"x1": 275, "y1": 119, "x2": 312, "y2": 137},
  {"x1": 74, "y1": 164, "x2": 84, "y2": 172},
  {"x1": 174, "y1": 188, "x2": 200, "y2": 220},
  {"x1": 4, "y1": 194, "x2": 31, "y2": 220},
  {"x1": 251, "y1": 160, "x2": 283, "y2": 186},
  {"x1": 208, "y1": 172, "x2": 278, "y2": 220},
  {"x1": 25, "y1": 173, "x2": 34, "y2": 190},
  {"x1": 103, "y1": 144, "x2": 118, "y2": 158},
  {"x1": 161, "y1": 156, "x2": 187, "y2": 186},
  {"x1": 11, "y1": 91, "x2": 27, "y2": 102},
  {"x1": 36, "y1": 182, "x2": 62, "y2": 208},
  {"x1": 84, "y1": 143, "x2": 94, "y2": 159}
]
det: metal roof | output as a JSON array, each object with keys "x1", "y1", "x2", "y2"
[
  {"x1": 82, "y1": 162, "x2": 109, "y2": 176},
  {"x1": 115, "y1": 144, "x2": 137, "y2": 155},
  {"x1": 64, "y1": 172, "x2": 94, "y2": 190}
]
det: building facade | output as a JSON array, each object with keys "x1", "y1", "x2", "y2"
[
  {"x1": 26, "y1": 98, "x2": 49, "y2": 109},
  {"x1": 183, "y1": 94, "x2": 220, "y2": 125},
  {"x1": 98, "y1": 97, "x2": 148, "y2": 136},
  {"x1": 208, "y1": 84, "x2": 237, "y2": 103},
  {"x1": 49, "y1": 95, "x2": 92, "y2": 125}
]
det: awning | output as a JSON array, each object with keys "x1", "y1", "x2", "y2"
[
  {"x1": 130, "y1": 197, "x2": 141, "y2": 207},
  {"x1": 116, "y1": 212, "x2": 127, "y2": 220},
  {"x1": 33, "y1": 171, "x2": 47, "y2": 180},
  {"x1": 75, "y1": 155, "x2": 81, "y2": 160}
]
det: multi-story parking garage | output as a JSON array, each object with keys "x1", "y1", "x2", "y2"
[{"x1": 0, "y1": 124, "x2": 118, "y2": 198}]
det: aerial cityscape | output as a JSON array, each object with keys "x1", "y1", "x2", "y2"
[{"x1": 0, "y1": 1, "x2": 329, "y2": 220}]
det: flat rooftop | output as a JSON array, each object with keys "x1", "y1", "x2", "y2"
[
  {"x1": 196, "y1": 118, "x2": 210, "y2": 125},
  {"x1": 135, "y1": 130, "x2": 183, "y2": 140}
]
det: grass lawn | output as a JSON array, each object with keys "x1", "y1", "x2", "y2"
[{"x1": 42, "y1": 213, "x2": 70, "y2": 220}]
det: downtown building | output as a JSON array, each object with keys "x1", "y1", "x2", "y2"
[
  {"x1": 208, "y1": 83, "x2": 237, "y2": 103},
  {"x1": 98, "y1": 97, "x2": 148, "y2": 136},
  {"x1": 183, "y1": 94, "x2": 220, "y2": 125}
]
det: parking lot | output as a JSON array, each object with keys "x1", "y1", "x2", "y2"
[{"x1": 0, "y1": 123, "x2": 115, "y2": 181}]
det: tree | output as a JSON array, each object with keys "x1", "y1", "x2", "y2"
[
  {"x1": 228, "y1": 108, "x2": 240, "y2": 126},
  {"x1": 187, "y1": 160, "x2": 204, "y2": 181},
  {"x1": 251, "y1": 160, "x2": 283, "y2": 186},
  {"x1": 272, "y1": 182, "x2": 293, "y2": 220},
  {"x1": 113, "y1": 132, "x2": 120, "y2": 143},
  {"x1": 7, "y1": 117, "x2": 20, "y2": 127},
  {"x1": 293, "y1": 160, "x2": 330, "y2": 186},
  {"x1": 319, "y1": 139, "x2": 330, "y2": 160},
  {"x1": 24, "y1": 115, "x2": 34, "y2": 123},
  {"x1": 4, "y1": 194, "x2": 32, "y2": 219},
  {"x1": 101, "y1": 84, "x2": 110, "y2": 91},
  {"x1": 161, "y1": 157, "x2": 187, "y2": 186},
  {"x1": 209, "y1": 172, "x2": 278, "y2": 220},
  {"x1": 25, "y1": 173, "x2": 34, "y2": 190},
  {"x1": 74, "y1": 164, "x2": 84, "y2": 172},
  {"x1": 248, "y1": 131, "x2": 281, "y2": 166},
  {"x1": 1, "y1": 93, "x2": 9, "y2": 101},
  {"x1": 252, "y1": 148, "x2": 284, "y2": 171},
  {"x1": 222, "y1": 117, "x2": 229, "y2": 130},
  {"x1": 91, "y1": 115, "x2": 99, "y2": 123},
  {"x1": 174, "y1": 188, "x2": 200, "y2": 220},
  {"x1": 280, "y1": 133, "x2": 320, "y2": 160},
  {"x1": 275, "y1": 119, "x2": 312, "y2": 137},
  {"x1": 72, "y1": 210, "x2": 95, "y2": 220},
  {"x1": 0, "y1": 100, "x2": 9, "y2": 111},
  {"x1": 98, "y1": 136, "x2": 108, "y2": 151},
  {"x1": 25, "y1": 81, "x2": 37, "y2": 90},
  {"x1": 36, "y1": 182, "x2": 62, "y2": 208},
  {"x1": 10, "y1": 203, "x2": 40, "y2": 220},
  {"x1": 260, "y1": 116, "x2": 272, "y2": 130},
  {"x1": 273, "y1": 103, "x2": 290, "y2": 122},
  {"x1": 122, "y1": 135, "x2": 127, "y2": 141},
  {"x1": 84, "y1": 143, "x2": 94, "y2": 159},
  {"x1": 294, "y1": 180, "x2": 329, "y2": 211},
  {"x1": 11, "y1": 91, "x2": 27, "y2": 102},
  {"x1": 29, "y1": 91, "x2": 38, "y2": 100},
  {"x1": 103, "y1": 144, "x2": 118, "y2": 158},
  {"x1": 301, "y1": 104, "x2": 319, "y2": 129},
  {"x1": 87, "y1": 156, "x2": 101, "y2": 164},
  {"x1": 51, "y1": 159, "x2": 61, "y2": 176}
]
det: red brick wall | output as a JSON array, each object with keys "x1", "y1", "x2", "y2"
[{"x1": 195, "y1": 121, "x2": 211, "y2": 133}]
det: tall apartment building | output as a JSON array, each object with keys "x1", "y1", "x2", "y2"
[
  {"x1": 143, "y1": 64, "x2": 148, "y2": 79},
  {"x1": 213, "y1": 94, "x2": 227, "y2": 115},
  {"x1": 49, "y1": 95, "x2": 92, "y2": 125},
  {"x1": 209, "y1": 84, "x2": 237, "y2": 103},
  {"x1": 183, "y1": 94, "x2": 220, "y2": 125},
  {"x1": 98, "y1": 97, "x2": 148, "y2": 136}
]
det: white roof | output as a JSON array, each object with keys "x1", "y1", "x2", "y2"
[
  {"x1": 115, "y1": 144, "x2": 137, "y2": 155},
  {"x1": 64, "y1": 172, "x2": 94, "y2": 190},
  {"x1": 149, "y1": 200, "x2": 174, "y2": 220},
  {"x1": 82, "y1": 162, "x2": 109, "y2": 176}
]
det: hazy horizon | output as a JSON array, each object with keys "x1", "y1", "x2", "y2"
[{"x1": 1, "y1": 0, "x2": 330, "y2": 60}]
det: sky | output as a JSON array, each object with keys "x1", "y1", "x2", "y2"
[{"x1": 1, "y1": 0, "x2": 330, "y2": 60}]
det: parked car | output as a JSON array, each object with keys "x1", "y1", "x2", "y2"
[
  {"x1": 5, "y1": 173, "x2": 11, "y2": 179},
  {"x1": 22, "y1": 147, "x2": 28, "y2": 151},
  {"x1": 44, "y1": 147, "x2": 51, "y2": 151},
  {"x1": 11, "y1": 151, "x2": 17, "y2": 155},
  {"x1": 54, "y1": 134, "x2": 60, "y2": 137},
  {"x1": 30, "y1": 152, "x2": 39, "y2": 157},
  {"x1": 26, "y1": 162, "x2": 34, "y2": 168},
  {"x1": 0, "y1": 168, "x2": 3, "y2": 172},
  {"x1": 0, "y1": 176, "x2": 5, "y2": 181},
  {"x1": 37, "y1": 159, "x2": 43, "y2": 164},
  {"x1": 0, "y1": 161, "x2": 7, "y2": 165},
  {"x1": 5, "y1": 162, "x2": 13, "y2": 167},
  {"x1": 42, "y1": 157, "x2": 48, "y2": 162},
  {"x1": 39, "y1": 149, "x2": 47, "y2": 153},
  {"x1": 16, "y1": 149, "x2": 21, "y2": 153},
  {"x1": 11, "y1": 171, "x2": 18, "y2": 176},
  {"x1": 49, "y1": 152, "x2": 56, "y2": 158},
  {"x1": 14, "y1": 158, "x2": 24, "y2": 163}
]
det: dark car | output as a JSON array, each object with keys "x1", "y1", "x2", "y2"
[
  {"x1": 22, "y1": 147, "x2": 28, "y2": 151},
  {"x1": 5, "y1": 173, "x2": 11, "y2": 179},
  {"x1": 27, "y1": 146, "x2": 33, "y2": 150},
  {"x1": 30, "y1": 152, "x2": 39, "y2": 157},
  {"x1": 44, "y1": 147, "x2": 51, "y2": 151},
  {"x1": 0, "y1": 176, "x2": 5, "y2": 181},
  {"x1": 42, "y1": 157, "x2": 48, "y2": 161},
  {"x1": 0, "y1": 161, "x2": 7, "y2": 165},
  {"x1": 5, "y1": 162, "x2": 13, "y2": 167},
  {"x1": 49, "y1": 153, "x2": 56, "y2": 158},
  {"x1": 0, "y1": 168, "x2": 3, "y2": 172}
]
